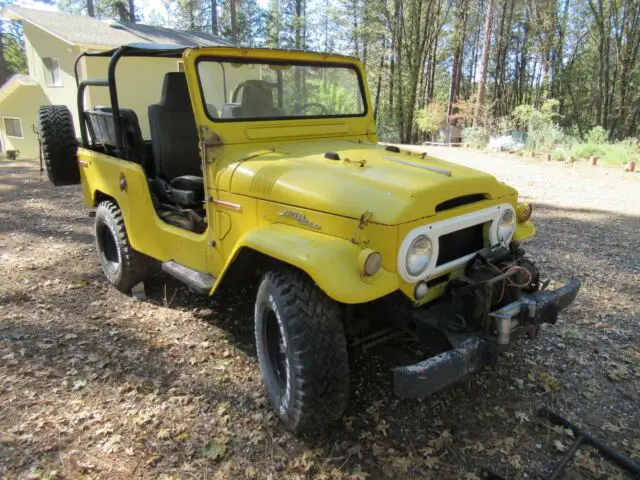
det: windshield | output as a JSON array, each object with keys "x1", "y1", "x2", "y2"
[{"x1": 197, "y1": 60, "x2": 366, "y2": 121}]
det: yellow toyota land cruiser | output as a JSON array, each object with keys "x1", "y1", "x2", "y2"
[{"x1": 39, "y1": 43, "x2": 580, "y2": 432}]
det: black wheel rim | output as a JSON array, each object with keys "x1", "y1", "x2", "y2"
[
  {"x1": 263, "y1": 308, "x2": 287, "y2": 396},
  {"x1": 98, "y1": 223, "x2": 119, "y2": 276}
]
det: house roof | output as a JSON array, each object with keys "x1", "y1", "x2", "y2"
[
  {"x1": 3, "y1": 6, "x2": 233, "y2": 49},
  {"x1": 0, "y1": 75, "x2": 40, "y2": 105}
]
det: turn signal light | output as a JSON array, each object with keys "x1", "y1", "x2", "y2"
[
  {"x1": 516, "y1": 202, "x2": 532, "y2": 222},
  {"x1": 414, "y1": 281, "x2": 428, "y2": 300},
  {"x1": 358, "y1": 249, "x2": 382, "y2": 276}
]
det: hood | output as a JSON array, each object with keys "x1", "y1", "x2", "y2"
[{"x1": 228, "y1": 141, "x2": 516, "y2": 225}]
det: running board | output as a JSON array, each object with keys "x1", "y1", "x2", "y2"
[{"x1": 161, "y1": 261, "x2": 216, "y2": 294}]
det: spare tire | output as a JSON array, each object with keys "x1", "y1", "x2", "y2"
[{"x1": 38, "y1": 105, "x2": 80, "y2": 186}]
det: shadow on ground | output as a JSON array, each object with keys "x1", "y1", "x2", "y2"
[{"x1": 1, "y1": 160, "x2": 638, "y2": 479}]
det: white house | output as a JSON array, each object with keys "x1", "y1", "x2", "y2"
[{"x1": 0, "y1": 6, "x2": 230, "y2": 158}]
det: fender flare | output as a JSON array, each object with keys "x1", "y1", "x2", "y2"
[
  {"x1": 514, "y1": 220, "x2": 535, "y2": 242},
  {"x1": 216, "y1": 223, "x2": 398, "y2": 304}
]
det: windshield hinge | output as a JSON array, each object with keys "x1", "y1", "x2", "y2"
[{"x1": 199, "y1": 125, "x2": 223, "y2": 147}]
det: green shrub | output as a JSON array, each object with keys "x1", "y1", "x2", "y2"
[
  {"x1": 512, "y1": 100, "x2": 564, "y2": 154},
  {"x1": 585, "y1": 125, "x2": 609, "y2": 144},
  {"x1": 570, "y1": 143, "x2": 605, "y2": 159},
  {"x1": 551, "y1": 148, "x2": 566, "y2": 161},
  {"x1": 528, "y1": 123, "x2": 566, "y2": 153},
  {"x1": 600, "y1": 141, "x2": 640, "y2": 165},
  {"x1": 377, "y1": 125, "x2": 400, "y2": 144},
  {"x1": 570, "y1": 139, "x2": 640, "y2": 165},
  {"x1": 415, "y1": 101, "x2": 448, "y2": 137},
  {"x1": 462, "y1": 126, "x2": 488, "y2": 148}
]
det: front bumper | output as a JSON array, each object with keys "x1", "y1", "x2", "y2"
[{"x1": 393, "y1": 277, "x2": 581, "y2": 398}]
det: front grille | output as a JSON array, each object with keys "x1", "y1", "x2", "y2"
[{"x1": 436, "y1": 223, "x2": 485, "y2": 266}]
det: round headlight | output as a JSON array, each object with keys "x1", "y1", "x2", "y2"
[
  {"x1": 406, "y1": 235, "x2": 433, "y2": 276},
  {"x1": 497, "y1": 209, "x2": 516, "y2": 243}
]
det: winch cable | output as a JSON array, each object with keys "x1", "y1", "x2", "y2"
[{"x1": 487, "y1": 262, "x2": 533, "y2": 304}]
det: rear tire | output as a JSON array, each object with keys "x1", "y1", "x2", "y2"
[
  {"x1": 254, "y1": 268, "x2": 349, "y2": 432},
  {"x1": 95, "y1": 201, "x2": 155, "y2": 293},
  {"x1": 38, "y1": 105, "x2": 79, "y2": 186}
]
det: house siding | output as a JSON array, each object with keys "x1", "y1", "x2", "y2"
[
  {"x1": 1, "y1": 14, "x2": 234, "y2": 159},
  {"x1": 21, "y1": 24, "x2": 83, "y2": 133},
  {"x1": 84, "y1": 56, "x2": 184, "y2": 139},
  {"x1": 0, "y1": 84, "x2": 48, "y2": 158}
]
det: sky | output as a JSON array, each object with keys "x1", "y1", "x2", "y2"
[{"x1": 14, "y1": 0, "x2": 271, "y2": 26}]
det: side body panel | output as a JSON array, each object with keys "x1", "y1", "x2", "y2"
[{"x1": 78, "y1": 148, "x2": 218, "y2": 274}]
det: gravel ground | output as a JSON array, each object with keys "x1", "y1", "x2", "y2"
[{"x1": 1, "y1": 149, "x2": 639, "y2": 479}]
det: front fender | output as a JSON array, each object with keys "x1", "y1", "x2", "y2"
[
  {"x1": 219, "y1": 223, "x2": 399, "y2": 304},
  {"x1": 514, "y1": 220, "x2": 535, "y2": 241}
]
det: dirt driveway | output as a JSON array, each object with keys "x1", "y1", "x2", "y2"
[{"x1": 1, "y1": 149, "x2": 639, "y2": 479}]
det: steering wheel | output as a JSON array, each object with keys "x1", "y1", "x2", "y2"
[
  {"x1": 231, "y1": 80, "x2": 276, "y2": 103},
  {"x1": 290, "y1": 103, "x2": 328, "y2": 116}
]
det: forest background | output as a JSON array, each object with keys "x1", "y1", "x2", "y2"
[{"x1": 2, "y1": 0, "x2": 639, "y2": 163}]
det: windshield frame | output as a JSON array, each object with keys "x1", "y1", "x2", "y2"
[{"x1": 195, "y1": 56, "x2": 369, "y2": 123}]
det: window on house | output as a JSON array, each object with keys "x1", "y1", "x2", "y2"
[
  {"x1": 43, "y1": 57, "x2": 63, "y2": 87},
  {"x1": 3, "y1": 117, "x2": 24, "y2": 138}
]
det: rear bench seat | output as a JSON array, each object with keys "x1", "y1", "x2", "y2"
[{"x1": 84, "y1": 107, "x2": 148, "y2": 167}]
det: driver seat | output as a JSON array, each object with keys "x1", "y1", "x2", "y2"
[
  {"x1": 149, "y1": 72, "x2": 201, "y2": 180},
  {"x1": 240, "y1": 80, "x2": 284, "y2": 118},
  {"x1": 148, "y1": 72, "x2": 203, "y2": 206}
]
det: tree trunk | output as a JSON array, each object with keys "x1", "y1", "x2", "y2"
[
  {"x1": 474, "y1": 0, "x2": 493, "y2": 126},
  {"x1": 0, "y1": 31, "x2": 9, "y2": 87},
  {"x1": 388, "y1": 0, "x2": 399, "y2": 123},
  {"x1": 230, "y1": 0, "x2": 238, "y2": 44},
  {"x1": 128, "y1": 0, "x2": 135, "y2": 22},
  {"x1": 294, "y1": 0, "x2": 303, "y2": 50},
  {"x1": 428, "y1": 29, "x2": 438, "y2": 102},
  {"x1": 448, "y1": 0, "x2": 468, "y2": 121},
  {"x1": 87, "y1": 0, "x2": 95, "y2": 17},
  {"x1": 115, "y1": 1, "x2": 129, "y2": 21},
  {"x1": 211, "y1": 0, "x2": 218, "y2": 35},
  {"x1": 352, "y1": 0, "x2": 359, "y2": 57},
  {"x1": 373, "y1": 38, "x2": 385, "y2": 122}
]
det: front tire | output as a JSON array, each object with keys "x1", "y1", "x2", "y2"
[
  {"x1": 255, "y1": 268, "x2": 350, "y2": 432},
  {"x1": 94, "y1": 201, "x2": 155, "y2": 293}
]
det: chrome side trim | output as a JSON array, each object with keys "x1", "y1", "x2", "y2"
[
  {"x1": 212, "y1": 199, "x2": 242, "y2": 212},
  {"x1": 383, "y1": 156, "x2": 452, "y2": 176}
]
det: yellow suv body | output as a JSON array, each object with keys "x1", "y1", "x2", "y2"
[{"x1": 39, "y1": 44, "x2": 579, "y2": 432}]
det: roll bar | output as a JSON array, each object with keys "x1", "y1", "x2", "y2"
[{"x1": 73, "y1": 43, "x2": 188, "y2": 156}]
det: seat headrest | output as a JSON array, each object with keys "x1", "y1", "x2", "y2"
[
  {"x1": 161, "y1": 72, "x2": 191, "y2": 110},
  {"x1": 240, "y1": 80, "x2": 275, "y2": 117}
]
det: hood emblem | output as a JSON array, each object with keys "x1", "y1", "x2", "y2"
[{"x1": 279, "y1": 209, "x2": 321, "y2": 229}]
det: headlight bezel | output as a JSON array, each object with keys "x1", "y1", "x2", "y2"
[{"x1": 496, "y1": 209, "x2": 516, "y2": 244}]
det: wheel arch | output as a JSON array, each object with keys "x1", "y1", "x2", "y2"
[
  {"x1": 94, "y1": 190, "x2": 117, "y2": 208},
  {"x1": 211, "y1": 223, "x2": 398, "y2": 305}
]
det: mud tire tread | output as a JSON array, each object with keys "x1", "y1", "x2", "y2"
[
  {"x1": 95, "y1": 201, "x2": 155, "y2": 293},
  {"x1": 37, "y1": 105, "x2": 79, "y2": 186},
  {"x1": 255, "y1": 268, "x2": 349, "y2": 432}
]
